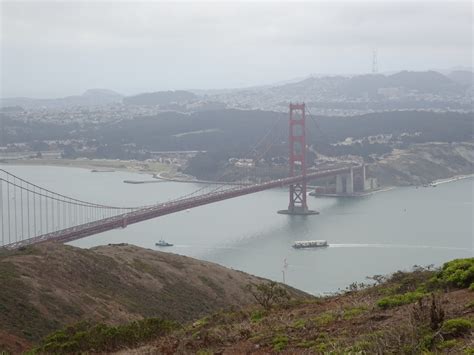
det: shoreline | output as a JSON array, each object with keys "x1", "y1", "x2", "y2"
[
  {"x1": 1, "y1": 159, "x2": 472, "y2": 191},
  {"x1": 431, "y1": 173, "x2": 474, "y2": 186},
  {"x1": 154, "y1": 171, "x2": 252, "y2": 186},
  {"x1": 0, "y1": 158, "x2": 168, "y2": 177}
]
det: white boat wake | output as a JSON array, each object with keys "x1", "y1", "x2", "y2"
[{"x1": 329, "y1": 243, "x2": 472, "y2": 251}]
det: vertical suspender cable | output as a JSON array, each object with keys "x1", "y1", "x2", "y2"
[
  {"x1": 62, "y1": 199, "x2": 65, "y2": 229},
  {"x1": 51, "y1": 193, "x2": 54, "y2": 232},
  {"x1": 0, "y1": 179, "x2": 3, "y2": 246},
  {"x1": 13, "y1": 176, "x2": 17, "y2": 242},
  {"x1": 57, "y1": 198, "x2": 60, "y2": 230},
  {"x1": 39, "y1": 189, "x2": 43, "y2": 235},
  {"x1": 33, "y1": 185, "x2": 36, "y2": 238},
  {"x1": 20, "y1": 178, "x2": 24, "y2": 241},
  {"x1": 27, "y1": 181, "x2": 30, "y2": 239},
  {"x1": 45, "y1": 193, "x2": 49, "y2": 233},
  {"x1": 7, "y1": 175, "x2": 10, "y2": 244}
]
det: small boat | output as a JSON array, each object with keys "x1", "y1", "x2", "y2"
[
  {"x1": 155, "y1": 239, "x2": 173, "y2": 247},
  {"x1": 292, "y1": 240, "x2": 328, "y2": 249}
]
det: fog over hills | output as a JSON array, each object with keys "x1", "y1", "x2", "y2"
[
  {"x1": 0, "y1": 89, "x2": 123, "y2": 109},
  {"x1": 1, "y1": 70, "x2": 472, "y2": 115},
  {"x1": 123, "y1": 90, "x2": 197, "y2": 106}
]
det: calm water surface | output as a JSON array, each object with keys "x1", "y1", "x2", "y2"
[{"x1": 3, "y1": 164, "x2": 473, "y2": 294}]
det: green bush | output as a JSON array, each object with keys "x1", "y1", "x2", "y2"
[
  {"x1": 312, "y1": 312, "x2": 336, "y2": 326},
  {"x1": 272, "y1": 335, "x2": 288, "y2": 351},
  {"x1": 377, "y1": 291, "x2": 425, "y2": 309},
  {"x1": 343, "y1": 306, "x2": 367, "y2": 320},
  {"x1": 250, "y1": 310, "x2": 265, "y2": 323},
  {"x1": 296, "y1": 339, "x2": 316, "y2": 348},
  {"x1": 441, "y1": 318, "x2": 472, "y2": 338},
  {"x1": 291, "y1": 319, "x2": 306, "y2": 329},
  {"x1": 431, "y1": 258, "x2": 474, "y2": 289},
  {"x1": 437, "y1": 339, "x2": 458, "y2": 350},
  {"x1": 30, "y1": 318, "x2": 179, "y2": 353}
]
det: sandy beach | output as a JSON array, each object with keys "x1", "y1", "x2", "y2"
[{"x1": 0, "y1": 158, "x2": 172, "y2": 176}]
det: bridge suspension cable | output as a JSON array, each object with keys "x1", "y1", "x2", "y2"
[
  {"x1": 0, "y1": 104, "x2": 359, "y2": 250},
  {"x1": 0, "y1": 169, "x2": 148, "y2": 249},
  {"x1": 165, "y1": 113, "x2": 287, "y2": 202},
  {"x1": 0, "y1": 112, "x2": 288, "y2": 249}
]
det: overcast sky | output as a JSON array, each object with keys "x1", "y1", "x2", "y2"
[{"x1": 1, "y1": 0, "x2": 472, "y2": 98}]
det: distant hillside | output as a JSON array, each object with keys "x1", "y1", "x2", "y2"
[
  {"x1": 123, "y1": 90, "x2": 197, "y2": 106},
  {"x1": 339, "y1": 70, "x2": 465, "y2": 97},
  {"x1": 0, "y1": 89, "x2": 123, "y2": 109},
  {"x1": 208, "y1": 70, "x2": 472, "y2": 113},
  {"x1": 274, "y1": 71, "x2": 467, "y2": 97},
  {"x1": 0, "y1": 243, "x2": 308, "y2": 353},
  {"x1": 448, "y1": 70, "x2": 474, "y2": 87}
]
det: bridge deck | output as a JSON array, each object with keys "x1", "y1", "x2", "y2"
[{"x1": 4, "y1": 166, "x2": 353, "y2": 249}]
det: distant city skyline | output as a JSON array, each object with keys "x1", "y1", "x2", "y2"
[{"x1": 1, "y1": 0, "x2": 472, "y2": 98}]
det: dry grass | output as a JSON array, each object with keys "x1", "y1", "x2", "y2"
[
  {"x1": 0, "y1": 243, "x2": 309, "y2": 353},
  {"x1": 118, "y1": 264, "x2": 474, "y2": 354}
]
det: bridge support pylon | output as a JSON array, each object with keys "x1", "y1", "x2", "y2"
[{"x1": 278, "y1": 103, "x2": 319, "y2": 216}]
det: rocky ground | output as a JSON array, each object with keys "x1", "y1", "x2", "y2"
[{"x1": 372, "y1": 142, "x2": 474, "y2": 186}]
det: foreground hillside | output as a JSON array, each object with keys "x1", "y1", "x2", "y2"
[
  {"x1": 27, "y1": 258, "x2": 474, "y2": 354},
  {"x1": 107, "y1": 259, "x2": 473, "y2": 354},
  {"x1": 0, "y1": 243, "x2": 308, "y2": 353}
]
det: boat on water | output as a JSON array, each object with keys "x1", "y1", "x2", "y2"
[
  {"x1": 155, "y1": 239, "x2": 173, "y2": 247},
  {"x1": 292, "y1": 240, "x2": 328, "y2": 249}
]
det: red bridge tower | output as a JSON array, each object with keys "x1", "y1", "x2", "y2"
[{"x1": 278, "y1": 103, "x2": 318, "y2": 215}]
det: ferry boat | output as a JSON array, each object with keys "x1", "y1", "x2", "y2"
[
  {"x1": 292, "y1": 240, "x2": 328, "y2": 249},
  {"x1": 155, "y1": 239, "x2": 173, "y2": 247}
]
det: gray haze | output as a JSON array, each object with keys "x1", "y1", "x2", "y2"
[{"x1": 1, "y1": 0, "x2": 472, "y2": 98}]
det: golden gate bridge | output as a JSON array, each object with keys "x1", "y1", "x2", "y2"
[{"x1": 0, "y1": 104, "x2": 365, "y2": 249}]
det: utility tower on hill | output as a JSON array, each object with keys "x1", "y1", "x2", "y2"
[{"x1": 372, "y1": 48, "x2": 378, "y2": 74}]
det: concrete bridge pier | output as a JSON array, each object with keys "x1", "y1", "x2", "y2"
[
  {"x1": 346, "y1": 167, "x2": 354, "y2": 194},
  {"x1": 335, "y1": 167, "x2": 354, "y2": 195},
  {"x1": 336, "y1": 174, "x2": 344, "y2": 194}
]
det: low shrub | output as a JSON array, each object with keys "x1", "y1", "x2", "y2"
[
  {"x1": 441, "y1": 318, "x2": 472, "y2": 338},
  {"x1": 272, "y1": 335, "x2": 288, "y2": 351},
  {"x1": 377, "y1": 291, "x2": 425, "y2": 309},
  {"x1": 296, "y1": 339, "x2": 316, "y2": 348},
  {"x1": 250, "y1": 310, "x2": 265, "y2": 323},
  {"x1": 246, "y1": 281, "x2": 290, "y2": 310},
  {"x1": 31, "y1": 318, "x2": 179, "y2": 353},
  {"x1": 291, "y1": 319, "x2": 306, "y2": 329},
  {"x1": 430, "y1": 258, "x2": 474, "y2": 289},
  {"x1": 343, "y1": 306, "x2": 367, "y2": 320},
  {"x1": 436, "y1": 339, "x2": 458, "y2": 350},
  {"x1": 312, "y1": 312, "x2": 336, "y2": 326}
]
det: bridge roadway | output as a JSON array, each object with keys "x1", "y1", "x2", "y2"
[{"x1": 5, "y1": 166, "x2": 354, "y2": 249}]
